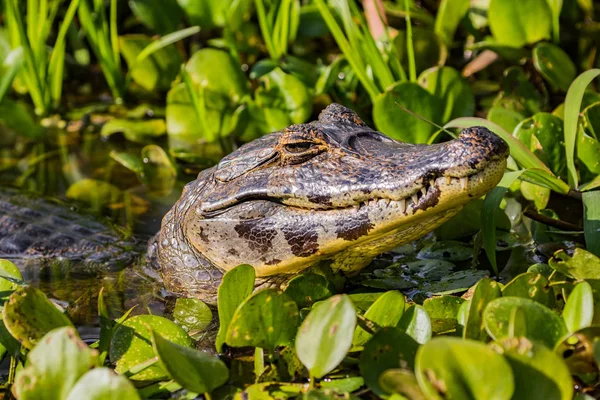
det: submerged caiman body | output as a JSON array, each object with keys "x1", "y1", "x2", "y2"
[{"x1": 154, "y1": 104, "x2": 509, "y2": 304}]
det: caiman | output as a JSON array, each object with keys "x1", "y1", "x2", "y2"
[{"x1": 1, "y1": 104, "x2": 509, "y2": 304}]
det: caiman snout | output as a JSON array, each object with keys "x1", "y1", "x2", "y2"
[{"x1": 457, "y1": 126, "x2": 510, "y2": 161}]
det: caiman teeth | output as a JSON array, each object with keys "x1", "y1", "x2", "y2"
[
  {"x1": 446, "y1": 176, "x2": 452, "y2": 185},
  {"x1": 429, "y1": 179, "x2": 435, "y2": 188},
  {"x1": 460, "y1": 177, "x2": 468, "y2": 190},
  {"x1": 399, "y1": 198, "x2": 406, "y2": 213},
  {"x1": 411, "y1": 194, "x2": 418, "y2": 204},
  {"x1": 421, "y1": 187, "x2": 427, "y2": 196}
]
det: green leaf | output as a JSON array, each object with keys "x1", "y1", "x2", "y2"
[
  {"x1": 151, "y1": 330, "x2": 228, "y2": 394},
  {"x1": 173, "y1": 298, "x2": 213, "y2": 338},
  {"x1": 583, "y1": 190, "x2": 600, "y2": 257},
  {"x1": 0, "y1": 47, "x2": 23, "y2": 103},
  {"x1": 216, "y1": 264, "x2": 255, "y2": 352},
  {"x1": 433, "y1": 0, "x2": 469, "y2": 45},
  {"x1": 488, "y1": 0, "x2": 551, "y2": 47},
  {"x1": 487, "y1": 107, "x2": 525, "y2": 133},
  {"x1": 3, "y1": 286, "x2": 73, "y2": 350},
  {"x1": 533, "y1": 42, "x2": 576, "y2": 92},
  {"x1": 397, "y1": 304, "x2": 432, "y2": 345},
  {"x1": 129, "y1": 0, "x2": 183, "y2": 35},
  {"x1": 284, "y1": 272, "x2": 334, "y2": 309},
  {"x1": 109, "y1": 315, "x2": 193, "y2": 382},
  {"x1": 549, "y1": 248, "x2": 600, "y2": 279},
  {"x1": 563, "y1": 281, "x2": 594, "y2": 333},
  {"x1": 490, "y1": 337, "x2": 572, "y2": 400},
  {"x1": 483, "y1": 297, "x2": 568, "y2": 349},
  {"x1": 417, "y1": 241, "x2": 473, "y2": 261},
  {"x1": 423, "y1": 295, "x2": 465, "y2": 334},
  {"x1": 14, "y1": 327, "x2": 99, "y2": 400},
  {"x1": 225, "y1": 289, "x2": 299, "y2": 350},
  {"x1": 378, "y1": 369, "x2": 426, "y2": 399},
  {"x1": 415, "y1": 337, "x2": 514, "y2": 400},
  {"x1": 564, "y1": 69, "x2": 600, "y2": 188},
  {"x1": 295, "y1": 294, "x2": 356, "y2": 378},
  {"x1": 501, "y1": 272, "x2": 555, "y2": 308},
  {"x1": 135, "y1": 26, "x2": 200, "y2": 65},
  {"x1": 0, "y1": 259, "x2": 23, "y2": 294},
  {"x1": 555, "y1": 326, "x2": 600, "y2": 375},
  {"x1": 353, "y1": 290, "x2": 405, "y2": 347},
  {"x1": 176, "y1": 0, "x2": 231, "y2": 28},
  {"x1": 418, "y1": 66, "x2": 474, "y2": 122},
  {"x1": 359, "y1": 327, "x2": 419, "y2": 397},
  {"x1": 66, "y1": 368, "x2": 141, "y2": 400},
  {"x1": 140, "y1": 145, "x2": 177, "y2": 197},
  {"x1": 462, "y1": 278, "x2": 502, "y2": 341}
]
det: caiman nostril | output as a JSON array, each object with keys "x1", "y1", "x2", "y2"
[{"x1": 458, "y1": 126, "x2": 510, "y2": 158}]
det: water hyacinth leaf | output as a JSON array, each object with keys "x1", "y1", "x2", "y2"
[
  {"x1": 488, "y1": 0, "x2": 551, "y2": 47},
  {"x1": 13, "y1": 327, "x2": 99, "y2": 400},
  {"x1": 216, "y1": 264, "x2": 255, "y2": 352},
  {"x1": 397, "y1": 304, "x2": 432, "y2": 344},
  {"x1": 564, "y1": 69, "x2": 600, "y2": 188},
  {"x1": 415, "y1": 337, "x2": 514, "y2": 400},
  {"x1": 140, "y1": 145, "x2": 177, "y2": 197},
  {"x1": 347, "y1": 293, "x2": 383, "y2": 313},
  {"x1": 549, "y1": 248, "x2": 600, "y2": 279},
  {"x1": 66, "y1": 179, "x2": 122, "y2": 210},
  {"x1": 583, "y1": 191, "x2": 600, "y2": 256},
  {"x1": 296, "y1": 294, "x2": 356, "y2": 378},
  {"x1": 373, "y1": 81, "x2": 443, "y2": 144},
  {"x1": 577, "y1": 127, "x2": 600, "y2": 177},
  {"x1": 129, "y1": 0, "x2": 183, "y2": 34},
  {"x1": 425, "y1": 269, "x2": 490, "y2": 295},
  {"x1": 151, "y1": 331, "x2": 229, "y2": 394},
  {"x1": 563, "y1": 281, "x2": 594, "y2": 333},
  {"x1": 520, "y1": 181, "x2": 551, "y2": 210},
  {"x1": 501, "y1": 272, "x2": 555, "y2": 308},
  {"x1": 284, "y1": 272, "x2": 334, "y2": 309},
  {"x1": 359, "y1": 327, "x2": 419, "y2": 397},
  {"x1": 462, "y1": 278, "x2": 502, "y2": 341},
  {"x1": 3, "y1": 286, "x2": 73, "y2": 350},
  {"x1": 239, "y1": 382, "x2": 304, "y2": 399},
  {"x1": 100, "y1": 118, "x2": 167, "y2": 143},
  {"x1": 109, "y1": 151, "x2": 144, "y2": 174},
  {"x1": 0, "y1": 259, "x2": 23, "y2": 294},
  {"x1": 533, "y1": 42, "x2": 576, "y2": 92},
  {"x1": 109, "y1": 315, "x2": 193, "y2": 382},
  {"x1": 353, "y1": 290, "x2": 405, "y2": 347},
  {"x1": 433, "y1": 0, "x2": 469, "y2": 46},
  {"x1": 491, "y1": 337, "x2": 572, "y2": 400},
  {"x1": 423, "y1": 295, "x2": 465, "y2": 334},
  {"x1": 555, "y1": 326, "x2": 600, "y2": 375},
  {"x1": 319, "y1": 376, "x2": 364, "y2": 393},
  {"x1": 484, "y1": 297, "x2": 568, "y2": 349},
  {"x1": 418, "y1": 66, "x2": 474, "y2": 122},
  {"x1": 225, "y1": 289, "x2": 299, "y2": 350},
  {"x1": 487, "y1": 107, "x2": 525, "y2": 133},
  {"x1": 65, "y1": 367, "x2": 140, "y2": 400},
  {"x1": 379, "y1": 369, "x2": 426, "y2": 399},
  {"x1": 173, "y1": 298, "x2": 213, "y2": 338}
]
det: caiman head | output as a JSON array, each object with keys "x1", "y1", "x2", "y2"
[{"x1": 157, "y1": 103, "x2": 508, "y2": 298}]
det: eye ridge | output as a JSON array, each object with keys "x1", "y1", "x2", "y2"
[{"x1": 284, "y1": 141, "x2": 315, "y2": 153}]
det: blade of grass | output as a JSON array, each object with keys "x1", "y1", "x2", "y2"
[
  {"x1": 110, "y1": 0, "x2": 120, "y2": 70},
  {"x1": 135, "y1": 27, "x2": 200, "y2": 64},
  {"x1": 181, "y1": 66, "x2": 213, "y2": 142},
  {"x1": 0, "y1": 47, "x2": 24, "y2": 102},
  {"x1": 403, "y1": 0, "x2": 416, "y2": 82},
  {"x1": 255, "y1": 0, "x2": 277, "y2": 59},
  {"x1": 580, "y1": 175, "x2": 600, "y2": 192},
  {"x1": 564, "y1": 69, "x2": 600, "y2": 189},
  {"x1": 482, "y1": 170, "x2": 524, "y2": 275},
  {"x1": 583, "y1": 190, "x2": 600, "y2": 257}
]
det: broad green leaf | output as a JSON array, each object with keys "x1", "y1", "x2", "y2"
[
  {"x1": 488, "y1": 0, "x2": 551, "y2": 47},
  {"x1": 564, "y1": 69, "x2": 600, "y2": 188},
  {"x1": 66, "y1": 179, "x2": 122, "y2": 210},
  {"x1": 484, "y1": 297, "x2": 568, "y2": 349},
  {"x1": 462, "y1": 278, "x2": 502, "y2": 341},
  {"x1": 176, "y1": 0, "x2": 232, "y2": 28},
  {"x1": 487, "y1": 107, "x2": 525, "y2": 133},
  {"x1": 3, "y1": 286, "x2": 73, "y2": 349},
  {"x1": 397, "y1": 304, "x2": 432, "y2": 344},
  {"x1": 173, "y1": 298, "x2": 213, "y2": 338},
  {"x1": 353, "y1": 290, "x2": 405, "y2": 347},
  {"x1": 152, "y1": 331, "x2": 228, "y2": 394},
  {"x1": 577, "y1": 124, "x2": 600, "y2": 178},
  {"x1": 435, "y1": 199, "x2": 511, "y2": 240},
  {"x1": 13, "y1": 327, "x2": 99, "y2": 400},
  {"x1": 109, "y1": 315, "x2": 193, "y2": 382},
  {"x1": 216, "y1": 264, "x2": 255, "y2": 352},
  {"x1": 491, "y1": 337, "x2": 572, "y2": 400},
  {"x1": 225, "y1": 289, "x2": 299, "y2": 350},
  {"x1": 563, "y1": 281, "x2": 594, "y2": 333},
  {"x1": 66, "y1": 368, "x2": 140, "y2": 400},
  {"x1": 129, "y1": 0, "x2": 183, "y2": 34},
  {"x1": 583, "y1": 191, "x2": 600, "y2": 257},
  {"x1": 296, "y1": 294, "x2": 356, "y2": 378},
  {"x1": 0, "y1": 259, "x2": 23, "y2": 294},
  {"x1": 494, "y1": 67, "x2": 544, "y2": 116},
  {"x1": 533, "y1": 42, "x2": 576, "y2": 91},
  {"x1": 379, "y1": 369, "x2": 426, "y2": 399},
  {"x1": 373, "y1": 81, "x2": 443, "y2": 143},
  {"x1": 418, "y1": 66, "x2": 474, "y2": 122},
  {"x1": 359, "y1": 327, "x2": 419, "y2": 397},
  {"x1": 101, "y1": 118, "x2": 167, "y2": 143},
  {"x1": 284, "y1": 272, "x2": 334, "y2": 309},
  {"x1": 423, "y1": 295, "x2": 465, "y2": 334},
  {"x1": 549, "y1": 248, "x2": 600, "y2": 279},
  {"x1": 433, "y1": 0, "x2": 469, "y2": 45},
  {"x1": 109, "y1": 151, "x2": 144, "y2": 174},
  {"x1": 415, "y1": 337, "x2": 514, "y2": 400},
  {"x1": 501, "y1": 272, "x2": 555, "y2": 308}
]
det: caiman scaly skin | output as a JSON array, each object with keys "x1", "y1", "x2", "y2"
[{"x1": 155, "y1": 104, "x2": 509, "y2": 304}]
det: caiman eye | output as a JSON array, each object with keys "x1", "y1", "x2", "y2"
[{"x1": 284, "y1": 141, "x2": 315, "y2": 153}]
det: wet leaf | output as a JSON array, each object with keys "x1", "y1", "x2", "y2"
[
  {"x1": 173, "y1": 298, "x2": 213, "y2": 338},
  {"x1": 463, "y1": 278, "x2": 502, "y2": 341},
  {"x1": 425, "y1": 270, "x2": 490, "y2": 295},
  {"x1": 359, "y1": 327, "x2": 419, "y2": 397},
  {"x1": 152, "y1": 330, "x2": 228, "y2": 394},
  {"x1": 501, "y1": 272, "x2": 555, "y2": 308},
  {"x1": 140, "y1": 145, "x2": 177, "y2": 196},
  {"x1": 65, "y1": 367, "x2": 140, "y2": 400},
  {"x1": 418, "y1": 66, "x2": 474, "y2": 122},
  {"x1": 13, "y1": 327, "x2": 99, "y2": 400},
  {"x1": 284, "y1": 272, "x2": 334, "y2": 309},
  {"x1": 296, "y1": 294, "x2": 356, "y2": 378},
  {"x1": 353, "y1": 290, "x2": 405, "y2": 347},
  {"x1": 491, "y1": 337, "x2": 572, "y2": 400},
  {"x1": 379, "y1": 369, "x2": 426, "y2": 399},
  {"x1": 109, "y1": 315, "x2": 193, "y2": 382},
  {"x1": 488, "y1": 0, "x2": 551, "y2": 47},
  {"x1": 533, "y1": 42, "x2": 577, "y2": 92},
  {"x1": 397, "y1": 304, "x2": 432, "y2": 344},
  {"x1": 563, "y1": 281, "x2": 594, "y2": 333},
  {"x1": 484, "y1": 297, "x2": 567, "y2": 349},
  {"x1": 423, "y1": 295, "x2": 465, "y2": 334},
  {"x1": 3, "y1": 286, "x2": 73, "y2": 350},
  {"x1": 415, "y1": 337, "x2": 514, "y2": 400},
  {"x1": 373, "y1": 81, "x2": 443, "y2": 144},
  {"x1": 549, "y1": 248, "x2": 600, "y2": 279}
]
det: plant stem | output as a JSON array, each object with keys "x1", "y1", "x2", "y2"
[{"x1": 403, "y1": 0, "x2": 416, "y2": 82}]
